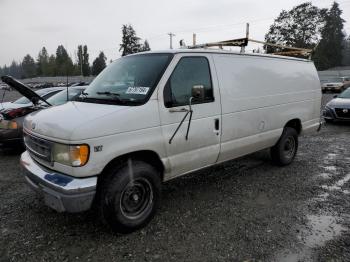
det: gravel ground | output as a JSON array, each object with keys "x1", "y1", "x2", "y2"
[{"x1": 0, "y1": 92, "x2": 349, "y2": 262}]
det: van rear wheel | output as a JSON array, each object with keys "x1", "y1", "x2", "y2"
[
  {"x1": 100, "y1": 160, "x2": 161, "y2": 234},
  {"x1": 271, "y1": 127, "x2": 298, "y2": 166}
]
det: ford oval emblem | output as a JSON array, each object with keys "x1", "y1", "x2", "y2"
[
  {"x1": 343, "y1": 109, "x2": 349, "y2": 114},
  {"x1": 31, "y1": 122, "x2": 36, "y2": 130}
]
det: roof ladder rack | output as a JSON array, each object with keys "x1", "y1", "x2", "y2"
[{"x1": 185, "y1": 23, "x2": 313, "y2": 59}]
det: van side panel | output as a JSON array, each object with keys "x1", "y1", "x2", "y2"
[{"x1": 213, "y1": 54, "x2": 321, "y2": 162}]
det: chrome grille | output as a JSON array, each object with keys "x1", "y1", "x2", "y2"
[{"x1": 24, "y1": 132, "x2": 52, "y2": 163}]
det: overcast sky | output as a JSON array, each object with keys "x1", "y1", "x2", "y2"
[{"x1": 0, "y1": 0, "x2": 349, "y2": 66}]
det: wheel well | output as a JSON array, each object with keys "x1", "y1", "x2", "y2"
[
  {"x1": 285, "y1": 119, "x2": 302, "y2": 134},
  {"x1": 101, "y1": 150, "x2": 165, "y2": 181}
]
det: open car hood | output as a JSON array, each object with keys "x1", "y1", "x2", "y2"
[{"x1": 1, "y1": 75, "x2": 51, "y2": 106}]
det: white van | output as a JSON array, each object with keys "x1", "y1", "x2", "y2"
[{"x1": 20, "y1": 49, "x2": 322, "y2": 233}]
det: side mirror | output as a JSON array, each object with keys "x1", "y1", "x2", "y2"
[
  {"x1": 191, "y1": 85, "x2": 205, "y2": 102},
  {"x1": 333, "y1": 95, "x2": 338, "y2": 98}
]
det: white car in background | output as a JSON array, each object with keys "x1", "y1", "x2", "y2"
[
  {"x1": 321, "y1": 76, "x2": 350, "y2": 93},
  {"x1": 0, "y1": 87, "x2": 64, "y2": 110}
]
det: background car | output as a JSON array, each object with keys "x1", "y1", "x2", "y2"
[
  {"x1": 321, "y1": 76, "x2": 350, "y2": 93},
  {"x1": 323, "y1": 87, "x2": 350, "y2": 123},
  {"x1": 0, "y1": 86, "x2": 86, "y2": 147},
  {"x1": 0, "y1": 83, "x2": 10, "y2": 91},
  {"x1": 0, "y1": 86, "x2": 64, "y2": 110}
]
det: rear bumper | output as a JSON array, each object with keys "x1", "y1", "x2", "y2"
[{"x1": 20, "y1": 151, "x2": 97, "y2": 213}]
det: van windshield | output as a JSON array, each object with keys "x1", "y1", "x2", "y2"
[{"x1": 83, "y1": 53, "x2": 172, "y2": 105}]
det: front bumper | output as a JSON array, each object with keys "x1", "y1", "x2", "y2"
[
  {"x1": 323, "y1": 107, "x2": 350, "y2": 122},
  {"x1": 20, "y1": 151, "x2": 97, "y2": 213},
  {"x1": 322, "y1": 86, "x2": 343, "y2": 92},
  {"x1": 0, "y1": 128, "x2": 22, "y2": 144}
]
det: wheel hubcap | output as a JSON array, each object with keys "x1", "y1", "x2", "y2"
[
  {"x1": 120, "y1": 178, "x2": 153, "y2": 220},
  {"x1": 284, "y1": 136, "x2": 296, "y2": 159}
]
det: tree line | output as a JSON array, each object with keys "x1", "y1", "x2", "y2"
[
  {"x1": 0, "y1": 24, "x2": 150, "y2": 79},
  {"x1": 0, "y1": 45, "x2": 108, "y2": 79},
  {"x1": 265, "y1": 1, "x2": 350, "y2": 70}
]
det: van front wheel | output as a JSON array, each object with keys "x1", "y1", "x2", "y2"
[
  {"x1": 271, "y1": 127, "x2": 298, "y2": 166},
  {"x1": 100, "y1": 160, "x2": 161, "y2": 234}
]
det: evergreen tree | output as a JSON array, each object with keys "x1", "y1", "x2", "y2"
[
  {"x1": 119, "y1": 24, "x2": 142, "y2": 56},
  {"x1": 1, "y1": 65, "x2": 9, "y2": 76},
  {"x1": 140, "y1": 40, "x2": 151, "y2": 52},
  {"x1": 47, "y1": 55, "x2": 57, "y2": 76},
  {"x1": 313, "y1": 2, "x2": 346, "y2": 70},
  {"x1": 77, "y1": 45, "x2": 84, "y2": 75},
  {"x1": 77, "y1": 45, "x2": 90, "y2": 76},
  {"x1": 55, "y1": 45, "x2": 74, "y2": 76},
  {"x1": 37, "y1": 47, "x2": 49, "y2": 76},
  {"x1": 265, "y1": 2, "x2": 326, "y2": 53},
  {"x1": 22, "y1": 54, "x2": 37, "y2": 78},
  {"x1": 9, "y1": 61, "x2": 23, "y2": 78},
  {"x1": 91, "y1": 51, "x2": 107, "y2": 75},
  {"x1": 342, "y1": 36, "x2": 350, "y2": 66},
  {"x1": 82, "y1": 45, "x2": 90, "y2": 76}
]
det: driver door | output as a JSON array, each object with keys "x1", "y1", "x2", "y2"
[{"x1": 158, "y1": 54, "x2": 222, "y2": 179}]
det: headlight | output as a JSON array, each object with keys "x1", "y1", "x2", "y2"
[
  {"x1": 0, "y1": 120, "x2": 18, "y2": 129},
  {"x1": 52, "y1": 143, "x2": 89, "y2": 167}
]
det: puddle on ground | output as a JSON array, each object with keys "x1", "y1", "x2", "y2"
[
  {"x1": 320, "y1": 173, "x2": 350, "y2": 195},
  {"x1": 275, "y1": 172, "x2": 350, "y2": 261},
  {"x1": 318, "y1": 173, "x2": 332, "y2": 179},
  {"x1": 324, "y1": 153, "x2": 338, "y2": 160},
  {"x1": 313, "y1": 192, "x2": 329, "y2": 202},
  {"x1": 322, "y1": 166, "x2": 337, "y2": 172},
  {"x1": 274, "y1": 153, "x2": 349, "y2": 261},
  {"x1": 334, "y1": 173, "x2": 350, "y2": 187},
  {"x1": 274, "y1": 214, "x2": 345, "y2": 262},
  {"x1": 303, "y1": 215, "x2": 345, "y2": 248}
]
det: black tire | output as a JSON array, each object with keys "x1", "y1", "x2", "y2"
[
  {"x1": 99, "y1": 160, "x2": 161, "y2": 234},
  {"x1": 324, "y1": 118, "x2": 333, "y2": 123},
  {"x1": 270, "y1": 127, "x2": 298, "y2": 166}
]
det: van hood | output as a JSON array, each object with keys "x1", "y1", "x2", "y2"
[{"x1": 23, "y1": 101, "x2": 159, "y2": 141}]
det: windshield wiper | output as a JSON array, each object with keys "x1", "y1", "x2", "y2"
[
  {"x1": 95, "y1": 91, "x2": 125, "y2": 103},
  {"x1": 92, "y1": 91, "x2": 130, "y2": 104},
  {"x1": 96, "y1": 91, "x2": 121, "y2": 96}
]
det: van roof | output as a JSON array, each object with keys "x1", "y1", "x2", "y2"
[{"x1": 132, "y1": 49, "x2": 311, "y2": 62}]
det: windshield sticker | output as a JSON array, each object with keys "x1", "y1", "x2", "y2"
[{"x1": 126, "y1": 86, "x2": 150, "y2": 95}]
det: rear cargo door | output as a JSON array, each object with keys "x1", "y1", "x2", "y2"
[{"x1": 158, "y1": 54, "x2": 222, "y2": 179}]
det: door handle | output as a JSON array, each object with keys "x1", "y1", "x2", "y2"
[
  {"x1": 214, "y1": 118, "x2": 219, "y2": 130},
  {"x1": 214, "y1": 118, "x2": 220, "y2": 135},
  {"x1": 169, "y1": 107, "x2": 189, "y2": 113}
]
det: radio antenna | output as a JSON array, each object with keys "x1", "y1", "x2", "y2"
[{"x1": 66, "y1": 70, "x2": 69, "y2": 102}]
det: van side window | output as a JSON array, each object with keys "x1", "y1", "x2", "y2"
[{"x1": 164, "y1": 57, "x2": 214, "y2": 107}]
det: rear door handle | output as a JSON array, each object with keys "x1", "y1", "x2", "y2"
[{"x1": 214, "y1": 118, "x2": 220, "y2": 135}]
